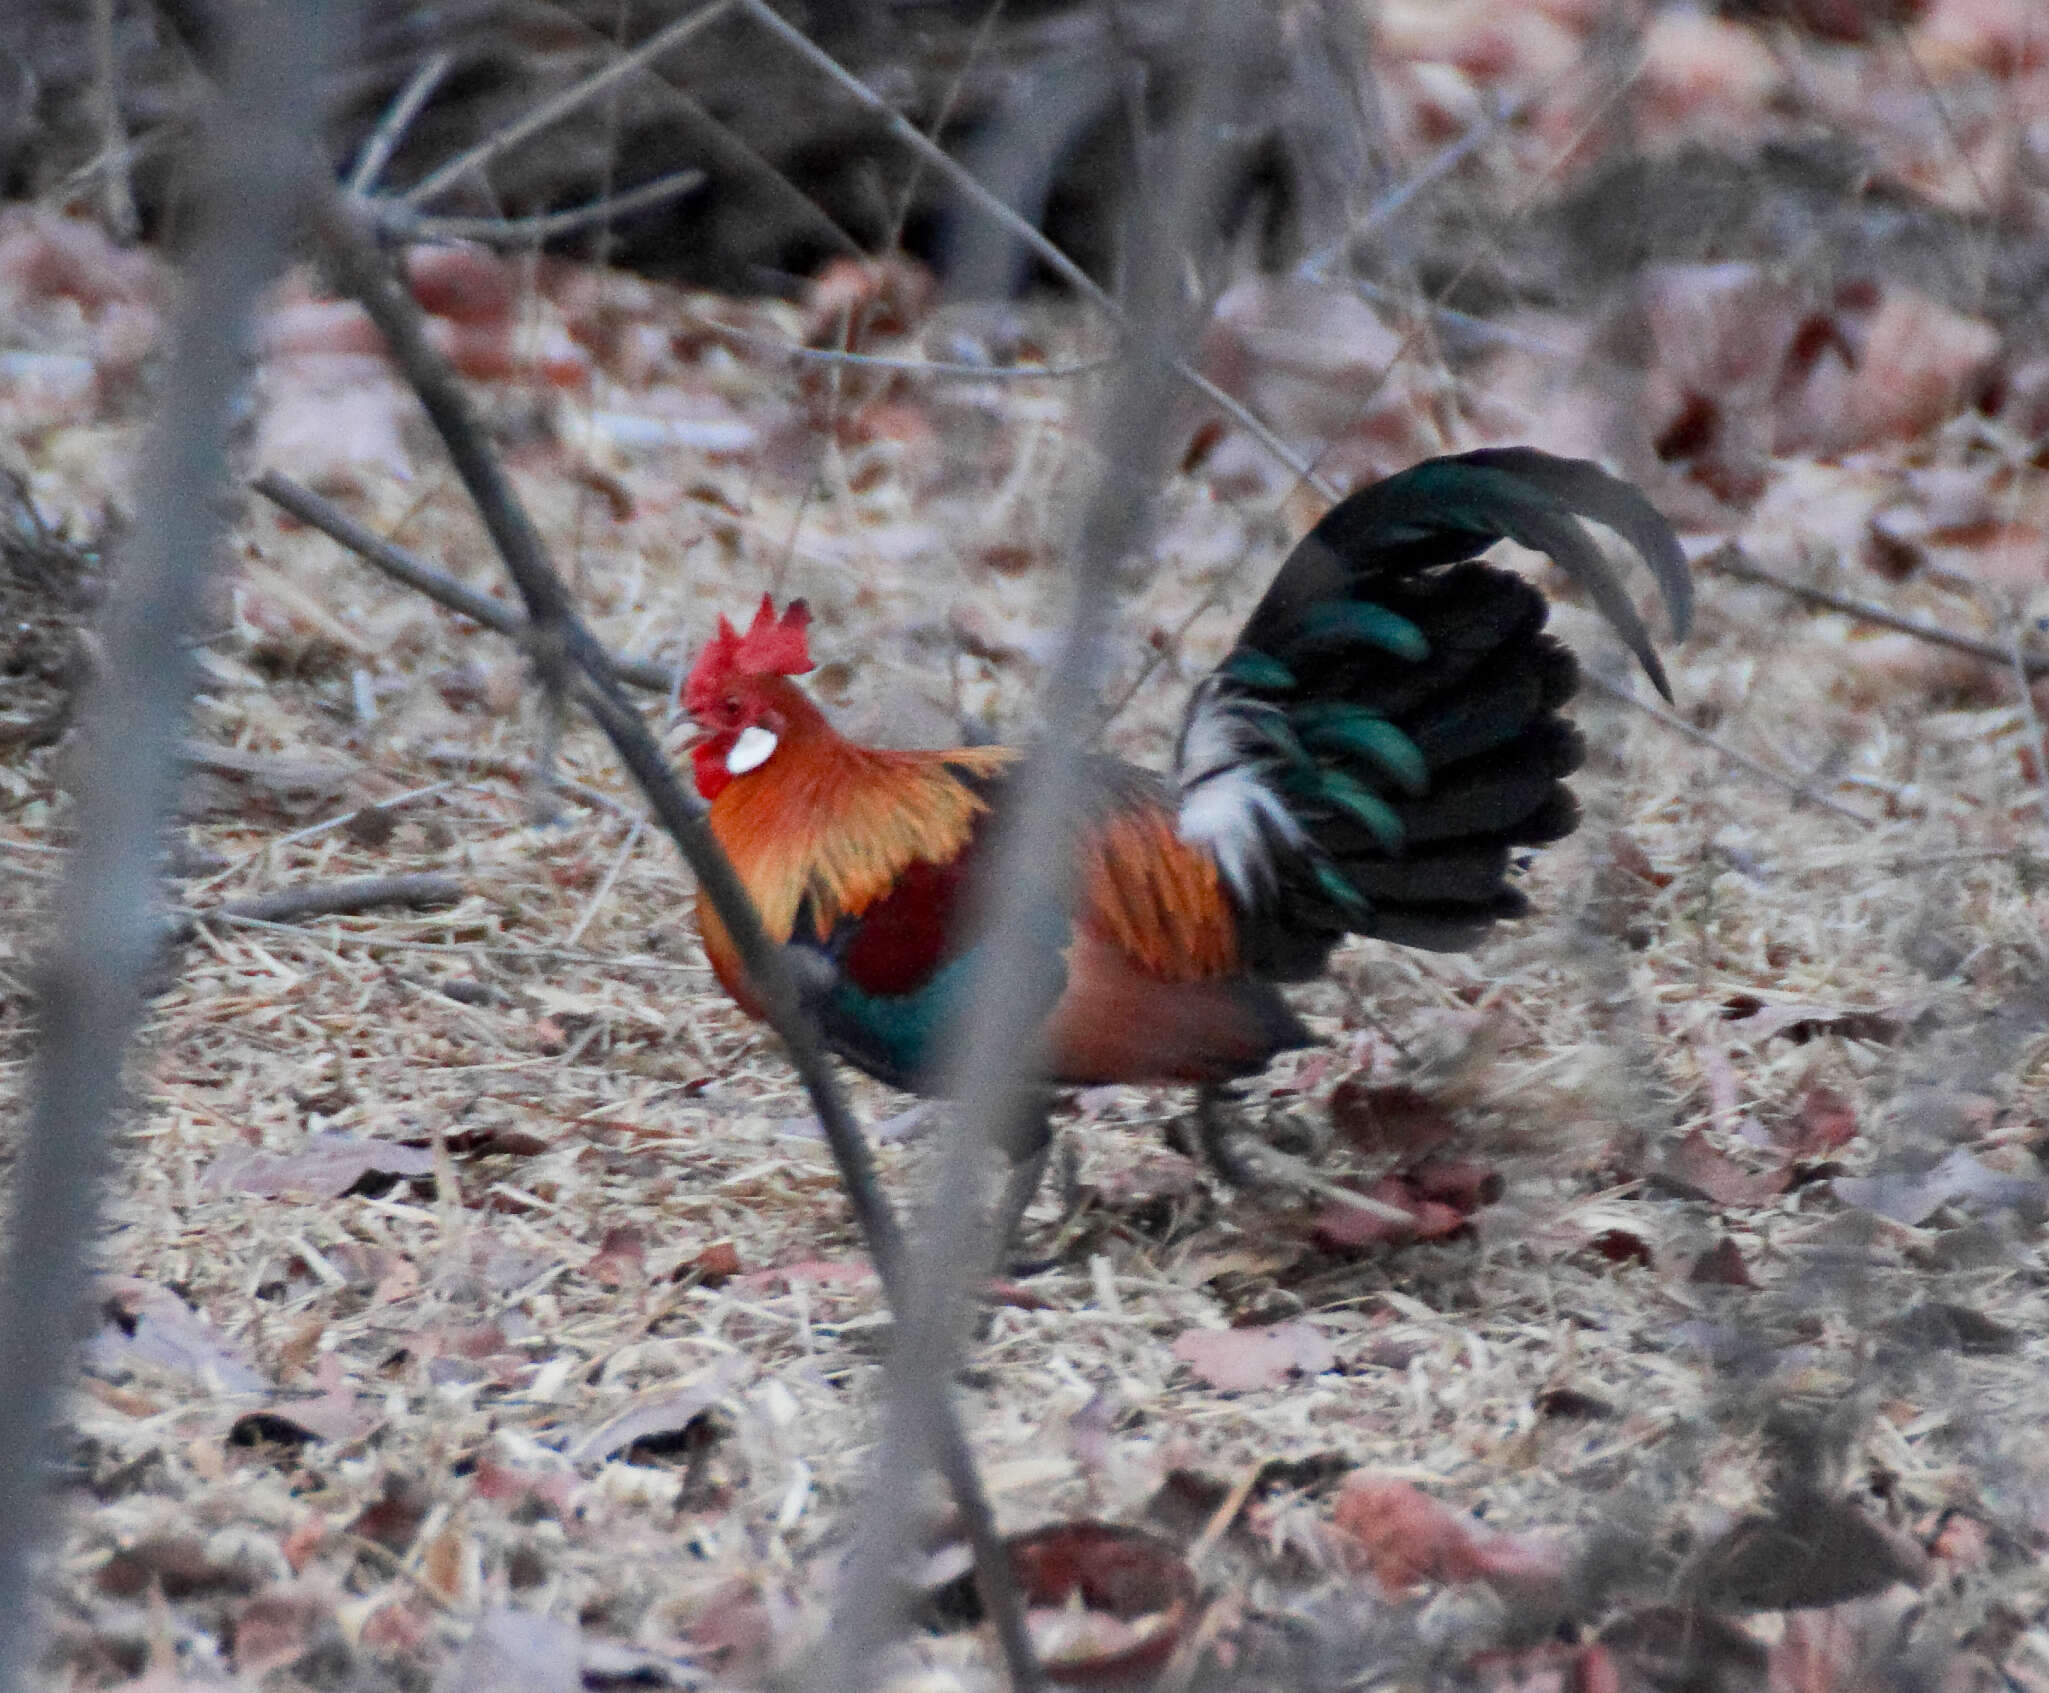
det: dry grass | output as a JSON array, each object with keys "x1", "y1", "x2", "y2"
[
  {"x1": 2, "y1": 293, "x2": 2041, "y2": 1683},
  {"x1": 4, "y1": 6, "x2": 2049, "y2": 1688}
]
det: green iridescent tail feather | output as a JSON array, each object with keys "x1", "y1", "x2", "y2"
[{"x1": 1174, "y1": 449, "x2": 1690, "y2": 977}]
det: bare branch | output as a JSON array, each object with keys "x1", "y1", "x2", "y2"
[
  {"x1": 807, "y1": 11, "x2": 1253, "y2": 1687},
  {"x1": 397, "y1": 0, "x2": 735, "y2": 208},
  {"x1": 693, "y1": 308, "x2": 1120, "y2": 381},
  {"x1": 1704, "y1": 542, "x2": 2049, "y2": 680},
  {"x1": 368, "y1": 167, "x2": 705, "y2": 247},
  {"x1": 2009, "y1": 623, "x2": 2049, "y2": 836},
  {"x1": 1583, "y1": 672, "x2": 1875, "y2": 828},
  {"x1": 87, "y1": 0, "x2": 138, "y2": 240},
  {"x1": 0, "y1": 2, "x2": 331, "y2": 1682},
  {"x1": 345, "y1": 49, "x2": 453, "y2": 198},
  {"x1": 306, "y1": 187, "x2": 875, "y2": 1224},
  {"x1": 250, "y1": 469, "x2": 674, "y2": 692},
  {"x1": 1297, "y1": 90, "x2": 1533, "y2": 283},
  {"x1": 302, "y1": 189, "x2": 1038, "y2": 1682},
  {"x1": 166, "y1": 872, "x2": 464, "y2": 944},
  {"x1": 731, "y1": 0, "x2": 1335, "y2": 497}
]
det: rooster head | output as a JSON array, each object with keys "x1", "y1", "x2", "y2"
[{"x1": 683, "y1": 595, "x2": 818, "y2": 799}]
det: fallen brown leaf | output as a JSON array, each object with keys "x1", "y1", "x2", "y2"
[
  {"x1": 350, "y1": 1475, "x2": 431, "y2": 1555},
  {"x1": 1886, "y1": 1300, "x2": 2020, "y2": 1356},
  {"x1": 1328, "y1": 1078, "x2": 1460, "y2": 1158},
  {"x1": 1409, "y1": 1158, "x2": 1505, "y2": 1211},
  {"x1": 1172, "y1": 1321, "x2": 1336, "y2": 1392},
  {"x1": 96, "y1": 1533, "x2": 259, "y2": 1600},
  {"x1": 1784, "y1": 286, "x2": 2000, "y2": 453},
  {"x1": 202, "y1": 1133, "x2": 434, "y2": 1201},
  {"x1": 566, "y1": 1356, "x2": 749, "y2": 1465},
  {"x1": 685, "y1": 1240, "x2": 743, "y2": 1285},
  {"x1": 88, "y1": 1279, "x2": 269, "y2": 1396},
  {"x1": 1833, "y1": 1146, "x2": 2037, "y2": 1226},
  {"x1": 1655, "y1": 1129, "x2": 1788, "y2": 1208},
  {"x1": 1332, "y1": 1473, "x2": 1566, "y2": 1598},
  {"x1": 1788, "y1": 1085, "x2": 1859, "y2": 1157},
  {"x1": 685, "y1": 1576, "x2": 786, "y2": 1669},
  {"x1": 1588, "y1": 1228, "x2": 1657, "y2": 1268},
  {"x1": 1689, "y1": 1238, "x2": 1755, "y2": 1287},
  {"x1": 404, "y1": 242, "x2": 516, "y2": 326},
  {"x1": 735, "y1": 1256, "x2": 877, "y2": 1292},
  {"x1": 585, "y1": 1224, "x2": 646, "y2": 1287},
  {"x1": 232, "y1": 1587, "x2": 337, "y2": 1680},
  {"x1": 1311, "y1": 1177, "x2": 1473, "y2": 1250},
  {"x1": 1926, "y1": 1511, "x2": 1990, "y2": 1571},
  {"x1": 1005, "y1": 1521, "x2": 1197, "y2": 1685},
  {"x1": 1689, "y1": 1491, "x2": 1929, "y2": 1610}
]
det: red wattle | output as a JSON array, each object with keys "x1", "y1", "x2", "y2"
[{"x1": 691, "y1": 737, "x2": 733, "y2": 800}]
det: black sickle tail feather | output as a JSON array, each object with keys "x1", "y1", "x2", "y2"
[{"x1": 1172, "y1": 448, "x2": 1691, "y2": 979}]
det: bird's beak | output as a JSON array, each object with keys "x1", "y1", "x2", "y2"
[{"x1": 668, "y1": 721, "x2": 714, "y2": 763}]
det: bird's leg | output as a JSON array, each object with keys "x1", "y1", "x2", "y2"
[
  {"x1": 1171, "y1": 1084, "x2": 1263, "y2": 1189},
  {"x1": 989, "y1": 1095, "x2": 1055, "y2": 1275},
  {"x1": 991, "y1": 1137, "x2": 1052, "y2": 1274}
]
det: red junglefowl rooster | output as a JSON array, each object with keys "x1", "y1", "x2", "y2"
[{"x1": 682, "y1": 448, "x2": 1691, "y2": 1176}]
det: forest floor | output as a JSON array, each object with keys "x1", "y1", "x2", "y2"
[{"x1": 4, "y1": 3, "x2": 2049, "y2": 1689}]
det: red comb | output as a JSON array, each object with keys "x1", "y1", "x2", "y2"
[{"x1": 684, "y1": 595, "x2": 813, "y2": 712}]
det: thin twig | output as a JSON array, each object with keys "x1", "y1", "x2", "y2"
[
  {"x1": 809, "y1": 12, "x2": 1249, "y2": 1688},
  {"x1": 304, "y1": 189, "x2": 1039, "y2": 1688},
  {"x1": 88, "y1": 0, "x2": 138, "y2": 240},
  {"x1": 1102, "y1": 94, "x2": 1557, "y2": 735},
  {"x1": 369, "y1": 168, "x2": 704, "y2": 247},
  {"x1": 1704, "y1": 542, "x2": 2049, "y2": 679},
  {"x1": 250, "y1": 470, "x2": 674, "y2": 692},
  {"x1": 1584, "y1": 672, "x2": 1874, "y2": 828},
  {"x1": 178, "y1": 738, "x2": 355, "y2": 793},
  {"x1": 191, "y1": 779, "x2": 464, "y2": 892},
  {"x1": 1293, "y1": 38, "x2": 1643, "y2": 505},
  {"x1": 1185, "y1": 1463, "x2": 1262, "y2": 1566},
  {"x1": 167, "y1": 872, "x2": 465, "y2": 944},
  {"x1": 398, "y1": 0, "x2": 735, "y2": 207},
  {"x1": 731, "y1": 0, "x2": 1337, "y2": 499},
  {"x1": 885, "y1": 0, "x2": 1006, "y2": 251},
  {"x1": 1235, "y1": 1143, "x2": 1415, "y2": 1220},
  {"x1": 695, "y1": 310, "x2": 1120, "y2": 381},
  {"x1": 0, "y1": 2, "x2": 328, "y2": 1684},
  {"x1": 193, "y1": 917, "x2": 703, "y2": 975},
  {"x1": 2009, "y1": 624, "x2": 2049, "y2": 836},
  {"x1": 1297, "y1": 91, "x2": 1532, "y2": 283},
  {"x1": 1098, "y1": 567, "x2": 1236, "y2": 728},
  {"x1": 563, "y1": 819, "x2": 645, "y2": 948},
  {"x1": 1347, "y1": 274, "x2": 1576, "y2": 357},
  {"x1": 346, "y1": 50, "x2": 452, "y2": 198},
  {"x1": 1108, "y1": 38, "x2": 1641, "y2": 723},
  {"x1": 306, "y1": 193, "x2": 880, "y2": 1223}
]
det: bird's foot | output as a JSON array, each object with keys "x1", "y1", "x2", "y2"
[{"x1": 1170, "y1": 1087, "x2": 1265, "y2": 1189}]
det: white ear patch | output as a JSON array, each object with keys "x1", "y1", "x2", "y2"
[{"x1": 726, "y1": 724, "x2": 779, "y2": 775}]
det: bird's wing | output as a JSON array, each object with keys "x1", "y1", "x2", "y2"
[
  {"x1": 1073, "y1": 761, "x2": 1242, "y2": 983},
  {"x1": 817, "y1": 756, "x2": 1241, "y2": 992}
]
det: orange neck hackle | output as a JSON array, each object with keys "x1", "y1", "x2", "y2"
[{"x1": 693, "y1": 726, "x2": 1015, "y2": 1013}]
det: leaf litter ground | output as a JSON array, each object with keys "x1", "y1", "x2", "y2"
[{"x1": 5, "y1": 10, "x2": 2049, "y2": 1688}]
